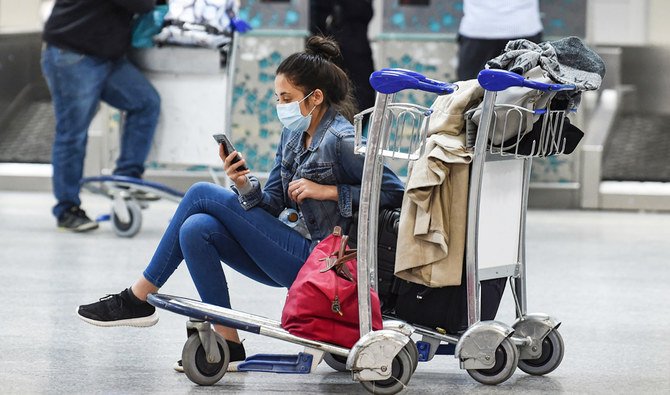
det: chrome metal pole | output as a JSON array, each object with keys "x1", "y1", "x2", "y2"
[
  {"x1": 515, "y1": 156, "x2": 533, "y2": 317},
  {"x1": 465, "y1": 90, "x2": 497, "y2": 326},
  {"x1": 357, "y1": 92, "x2": 392, "y2": 337}
]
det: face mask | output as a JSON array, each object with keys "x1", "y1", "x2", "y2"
[{"x1": 276, "y1": 91, "x2": 316, "y2": 132}]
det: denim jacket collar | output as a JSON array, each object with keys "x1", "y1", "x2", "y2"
[{"x1": 286, "y1": 106, "x2": 337, "y2": 154}]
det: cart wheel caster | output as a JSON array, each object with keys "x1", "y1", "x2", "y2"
[
  {"x1": 181, "y1": 332, "x2": 230, "y2": 386},
  {"x1": 404, "y1": 338, "x2": 419, "y2": 373},
  {"x1": 323, "y1": 353, "x2": 349, "y2": 372},
  {"x1": 466, "y1": 337, "x2": 519, "y2": 385},
  {"x1": 518, "y1": 329, "x2": 564, "y2": 376},
  {"x1": 360, "y1": 347, "x2": 413, "y2": 395},
  {"x1": 111, "y1": 200, "x2": 142, "y2": 238}
]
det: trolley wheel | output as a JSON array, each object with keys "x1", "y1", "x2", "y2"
[
  {"x1": 518, "y1": 329, "x2": 564, "y2": 376},
  {"x1": 404, "y1": 339, "x2": 419, "y2": 373},
  {"x1": 111, "y1": 200, "x2": 142, "y2": 238},
  {"x1": 181, "y1": 332, "x2": 230, "y2": 386},
  {"x1": 360, "y1": 347, "x2": 413, "y2": 395},
  {"x1": 466, "y1": 337, "x2": 519, "y2": 385},
  {"x1": 323, "y1": 353, "x2": 349, "y2": 372}
]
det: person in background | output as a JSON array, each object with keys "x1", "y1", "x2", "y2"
[
  {"x1": 41, "y1": 0, "x2": 161, "y2": 232},
  {"x1": 76, "y1": 36, "x2": 405, "y2": 372},
  {"x1": 310, "y1": 0, "x2": 376, "y2": 115},
  {"x1": 457, "y1": 0, "x2": 543, "y2": 80}
]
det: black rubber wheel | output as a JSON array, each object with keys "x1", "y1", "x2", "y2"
[
  {"x1": 360, "y1": 347, "x2": 414, "y2": 395},
  {"x1": 404, "y1": 339, "x2": 419, "y2": 373},
  {"x1": 323, "y1": 353, "x2": 349, "y2": 372},
  {"x1": 518, "y1": 329, "x2": 564, "y2": 376},
  {"x1": 181, "y1": 332, "x2": 230, "y2": 386},
  {"x1": 111, "y1": 200, "x2": 142, "y2": 237},
  {"x1": 466, "y1": 337, "x2": 519, "y2": 385}
]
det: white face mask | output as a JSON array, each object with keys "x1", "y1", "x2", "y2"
[{"x1": 276, "y1": 90, "x2": 316, "y2": 132}]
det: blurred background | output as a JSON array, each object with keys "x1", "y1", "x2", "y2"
[{"x1": 0, "y1": 0, "x2": 669, "y2": 210}]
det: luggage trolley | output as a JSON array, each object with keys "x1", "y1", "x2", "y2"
[
  {"x1": 145, "y1": 69, "x2": 455, "y2": 394},
  {"x1": 382, "y1": 69, "x2": 578, "y2": 385},
  {"x1": 80, "y1": 14, "x2": 251, "y2": 238}
]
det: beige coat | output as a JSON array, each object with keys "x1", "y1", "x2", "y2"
[{"x1": 394, "y1": 79, "x2": 483, "y2": 287}]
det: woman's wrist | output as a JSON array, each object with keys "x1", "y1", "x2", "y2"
[{"x1": 236, "y1": 176, "x2": 253, "y2": 194}]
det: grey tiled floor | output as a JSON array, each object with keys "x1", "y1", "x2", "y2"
[{"x1": 1, "y1": 190, "x2": 669, "y2": 394}]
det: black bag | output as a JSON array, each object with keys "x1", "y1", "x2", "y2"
[
  {"x1": 347, "y1": 208, "x2": 401, "y2": 312},
  {"x1": 393, "y1": 273, "x2": 507, "y2": 335},
  {"x1": 349, "y1": 208, "x2": 508, "y2": 333}
]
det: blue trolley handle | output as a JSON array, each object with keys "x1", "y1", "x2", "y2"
[
  {"x1": 370, "y1": 68, "x2": 456, "y2": 95},
  {"x1": 477, "y1": 69, "x2": 577, "y2": 92}
]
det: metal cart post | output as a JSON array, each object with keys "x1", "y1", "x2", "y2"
[{"x1": 455, "y1": 69, "x2": 577, "y2": 384}]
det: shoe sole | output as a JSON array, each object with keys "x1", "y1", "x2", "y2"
[
  {"x1": 77, "y1": 309, "x2": 159, "y2": 327},
  {"x1": 58, "y1": 222, "x2": 99, "y2": 232}
]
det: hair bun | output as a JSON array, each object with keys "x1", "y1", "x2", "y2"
[{"x1": 305, "y1": 35, "x2": 341, "y2": 62}]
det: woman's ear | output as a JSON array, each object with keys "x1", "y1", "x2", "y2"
[{"x1": 311, "y1": 89, "x2": 325, "y2": 106}]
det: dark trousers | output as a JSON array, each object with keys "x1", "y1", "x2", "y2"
[{"x1": 456, "y1": 32, "x2": 543, "y2": 81}]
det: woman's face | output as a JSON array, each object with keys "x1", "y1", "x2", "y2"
[{"x1": 274, "y1": 73, "x2": 311, "y2": 116}]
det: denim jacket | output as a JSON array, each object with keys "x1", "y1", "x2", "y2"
[{"x1": 236, "y1": 107, "x2": 405, "y2": 248}]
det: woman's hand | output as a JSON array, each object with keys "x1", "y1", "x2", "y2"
[
  {"x1": 220, "y1": 144, "x2": 251, "y2": 188},
  {"x1": 288, "y1": 178, "x2": 337, "y2": 204}
]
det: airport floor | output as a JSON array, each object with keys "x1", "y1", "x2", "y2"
[{"x1": 1, "y1": 190, "x2": 669, "y2": 394}]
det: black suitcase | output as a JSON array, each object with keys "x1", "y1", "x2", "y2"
[
  {"x1": 393, "y1": 273, "x2": 507, "y2": 335},
  {"x1": 347, "y1": 208, "x2": 401, "y2": 312},
  {"x1": 348, "y1": 208, "x2": 507, "y2": 334}
]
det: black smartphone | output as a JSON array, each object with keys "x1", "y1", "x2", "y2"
[{"x1": 213, "y1": 133, "x2": 248, "y2": 171}]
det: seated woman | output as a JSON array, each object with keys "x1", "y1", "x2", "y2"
[{"x1": 77, "y1": 36, "x2": 405, "y2": 368}]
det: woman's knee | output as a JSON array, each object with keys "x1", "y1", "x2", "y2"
[
  {"x1": 182, "y1": 182, "x2": 237, "y2": 206},
  {"x1": 179, "y1": 213, "x2": 220, "y2": 246}
]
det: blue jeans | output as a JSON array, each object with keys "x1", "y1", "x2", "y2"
[
  {"x1": 143, "y1": 182, "x2": 312, "y2": 309},
  {"x1": 41, "y1": 45, "x2": 160, "y2": 219}
]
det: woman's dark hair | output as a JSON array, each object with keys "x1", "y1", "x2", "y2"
[{"x1": 276, "y1": 36, "x2": 358, "y2": 122}]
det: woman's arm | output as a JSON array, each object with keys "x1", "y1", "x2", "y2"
[{"x1": 336, "y1": 134, "x2": 405, "y2": 217}]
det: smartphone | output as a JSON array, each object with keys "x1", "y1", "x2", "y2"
[{"x1": 213, "y1": 133, "x2": 248, "y2": 171}]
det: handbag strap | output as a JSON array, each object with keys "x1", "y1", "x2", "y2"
[{"x1": 319, "y1": 233, "x2": 357, "y2": 281}]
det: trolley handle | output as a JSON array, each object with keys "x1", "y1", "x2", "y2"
[
  {"x1": 478, "y1": 69, "x2": 576, "y2": 92},
  {"x1": 370, "y1": 68, "x2": 456, "y2": 95}
]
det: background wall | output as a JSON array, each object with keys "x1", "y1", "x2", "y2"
[
  {"x1": 1, "y1": 0, "x2": 668, "y2": 187},
  {"x1": 0, "y1": 0, "x2": 43, "y2": 33}
]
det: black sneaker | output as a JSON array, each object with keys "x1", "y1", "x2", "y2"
[
  {"x1": 57, "y1": 206, "x2": 99, "y2": 232},
  {"x1": 77, "y1": 288, "x2": 159, "y2": 327},
  {"x1": 173, "y1": 340, "x2": 246, "y2": 373}
]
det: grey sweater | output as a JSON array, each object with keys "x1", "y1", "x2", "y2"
[{"x1": 486, "y1": 36, "x2": 606, "y2": 108}]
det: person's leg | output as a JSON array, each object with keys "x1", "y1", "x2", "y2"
[
  {"x1": 177, "y1": 212, "x2": 281, "y2": 343},
  {"x1": 41, "y1": 45, "x2": 110, "y2": 219},
  {"x1": 141, "y1": 182, "x2": 311, "y2": 294},
  {"x1": 177, "y1": 190, "x2": 310, "y2": 347},
  {"x1": 79, "y1": 182, "x2": 310, "y2": 327},
  {"x1": 457, "y1": 36, "x2": 509, "y2": 81},
  {"x1": 100, "y1": 57, "x2": 160, "y2": 179}
]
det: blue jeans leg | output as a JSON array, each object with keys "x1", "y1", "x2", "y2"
[
  {"x1": 143, "y1": 182, "x2": 311, "y2": 308},
  {"x1": 101, "y1": 58, "x2": 160, "y2": 178},
  {"x1": 41, "y1": 45, "x2": 110, "y2": 218}
]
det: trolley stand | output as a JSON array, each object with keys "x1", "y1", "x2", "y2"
[
  {"x1": 79, "y1": 18, "x2": 248, "y2": 238},
  {"x1": 147, "y1": 69, "x2": 455, "y2": 394}
]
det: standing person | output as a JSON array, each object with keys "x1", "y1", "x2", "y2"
[
  {"x1": 41, "y1": 0, "x2": 161, "y2": 232},
  {"x1": 310, "y1": 0, "x2": 376, "y2": 114},
  {"x1": 76, "y1": 36, "x2": 405, "y2": 369},
  {"x1": 457, "y1": 0, "x2": 543, "y2": 81}
]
